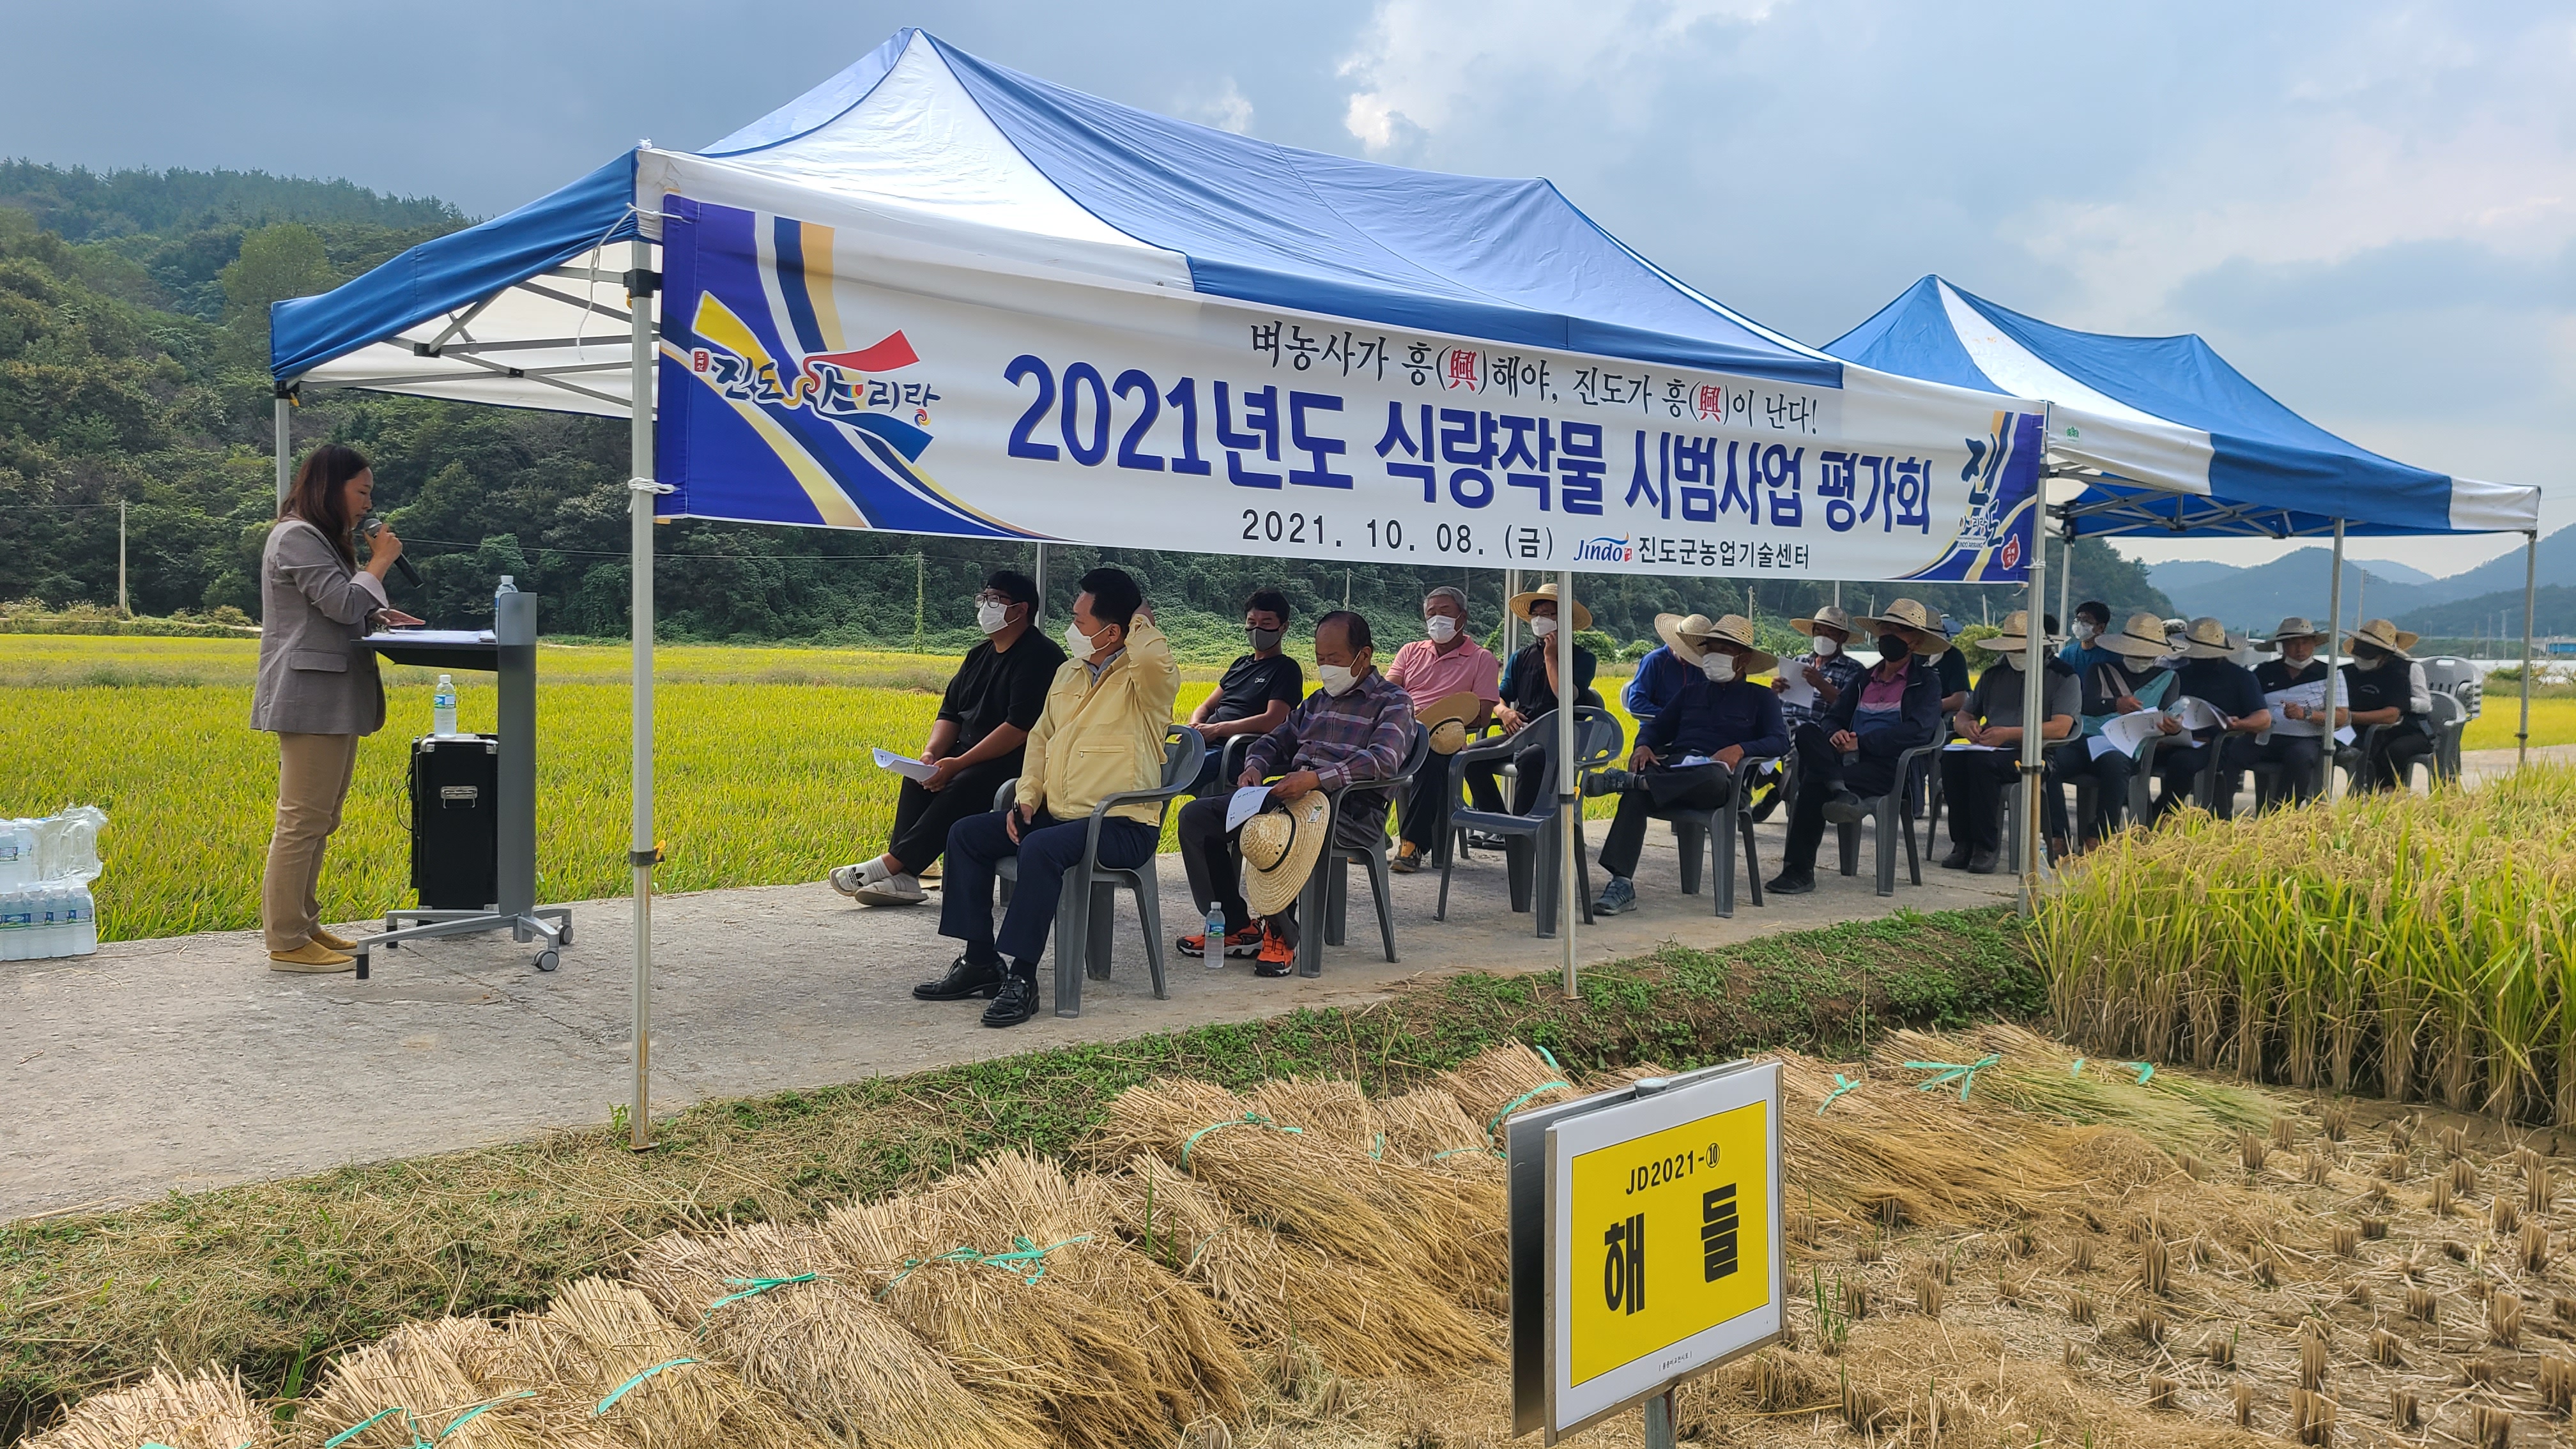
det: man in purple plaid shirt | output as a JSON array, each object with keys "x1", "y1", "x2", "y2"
[{"x1": 1175, "y1": 609, "x2": 1415, "y2": 976}]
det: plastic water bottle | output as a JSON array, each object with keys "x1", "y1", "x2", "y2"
[
  {"x1": 0, "y1": 890, "x2": 26, "y2": 961},
  {"x1": 65, "y1": 884, "x2": 96, "y2": 956},
  {"x1": 1203, "y1": 901, "x2": 1228, "y2": 969},
  {"x1": 35, "y1": 887, "x2": 63, "y2": 958},
  {"x1": 433, "y1": 673, "x2": 459, "y2": 737},
  {"x1": 0, "y1": 819, "x2": 31, "y2": 890}
]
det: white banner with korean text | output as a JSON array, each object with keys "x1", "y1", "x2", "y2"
[{"x1": 654, "y1": 196, "x2": 2042, "y2": 583}]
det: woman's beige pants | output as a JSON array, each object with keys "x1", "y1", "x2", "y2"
[{"x1": 263, "y1": 732, "x2": 360, "y2": 951}]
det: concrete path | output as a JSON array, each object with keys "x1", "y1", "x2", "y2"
[{"x1": 2, "y1": 816, "x2": 2012, "y2": 1218}]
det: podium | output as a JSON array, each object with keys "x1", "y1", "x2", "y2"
[{"x1": 355, "y1": 590, "x2": 571, "y2": 978}]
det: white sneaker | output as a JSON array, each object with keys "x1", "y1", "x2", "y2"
[
  {"x1": 829, "y1": 859, "x2": 890, "y2": 897},
  {"x1": 854, "y1": 872, "x2": 928, "y2": 907}
]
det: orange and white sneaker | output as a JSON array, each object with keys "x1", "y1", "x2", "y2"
[
  {"x1": 1177, "y1": 926, "x2": 1261, "y2": 959},
  {"x1": 1254, "y1": 926, "x2": 1297, "y2": 977}
]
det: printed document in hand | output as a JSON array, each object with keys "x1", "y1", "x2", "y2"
[
  {"x1": 1943, "y1": 740, "x2": 2005, "y2": 752},
  {"x1": 1225, "y1": 785, "x2": 1274, "y2": 832},
  {"x1": 871, "y1": 747, "x2": 939, "y2": 783},
  {"x1": 2091, "y1": 709, "x2": 2167, "y2": 760},
  {"x1": 2262, "y1": 678, "x2": 2348, "y2": 739},
  {"x1": 1773, "y1": 663, "x2": 1818, "y2": 711},
  {"x1": 2172, "y1": 696, "x2": 2228, "y2": 732}
]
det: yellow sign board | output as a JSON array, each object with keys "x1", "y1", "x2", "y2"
[
  {"x1": 1564, "y1": 1099, "x2": 1772, "y2": 1385},
  {"x1": 1530, "y1": 1061, "x2": 1782, "y2": 1440}
]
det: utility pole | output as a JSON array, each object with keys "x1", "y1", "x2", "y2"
[
  {"x1": 914, "y1": 553, "x2": 925, "y2": 652},
  {"x1": 118, "y1": 500, "x2": 128, "y2": 618}
]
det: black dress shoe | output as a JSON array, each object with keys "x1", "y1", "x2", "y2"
[
  {"x1": 981, "y1": 974, "x2": 1040, "y2": 1027},
  {"x1": 913, "y1": 955, "x2": 1004, "y2": 1001},
  {"x1": 1968, "y1": 848, "x2": 2001, "y2": 875},
  {"x1": 1764, "y1": 872, "x2": 1815, "y2": 896},
  {"x1": 1820, "y1": 790, "x2": 1867, "y2": 825},
  {"x1": 1939, "y1": 844, "x2": 1974, "y2": 870}
]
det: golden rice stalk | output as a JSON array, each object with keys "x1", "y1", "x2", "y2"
[
  {"x1": 293, "y1": 1317, "x2": 544, "y2": 1449},
  {"x1": 1091, "y1": 1152, "x2": 1499, "y2": 1379},
  {"x1": 624, "y1": 1223, "x2": 1032, "y2": 1449},
  {"x1": 1434, "y1": 1042, "x2": 1577, "y2": 1139},
  {"x1": 1082, "y1": 1077, "x2": 1429, "y2": 1282},
  {"x1": 820, "y1": 1170, "x2": 1200, "y2": 1449},
  {"x1": 25, "y1": 1365, "x2": 272, "y2": 1449},
  {"x1": 471, "y1": 1276, "x2": 799, "y2": 1449},
  {"x1": 1245, "y1": 1078, "x2": 1381, "y2": 1154},
  {"x1": 1374, "y1": 1088, "x2": 1502, "y2": 1170}
]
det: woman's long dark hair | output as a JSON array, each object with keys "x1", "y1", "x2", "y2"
[{"x1": 280, "y1": 443, "x2": 371, "y2": 566}]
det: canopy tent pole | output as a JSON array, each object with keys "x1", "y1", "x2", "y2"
[
  {"x1": 1503, "y1": 567, "x2": 1521, "y2": 656},
  {"x1": 626, "y1": 234, "x2": 660, "y2": 1151},
  {"x1": 274, "y1": 388, "x2": 292, "y2": 503},
  {"x1": 1558, "y1": 568, "x2": 1579, "y2": 1002},
  {"x1": 2520, "y1": 528, "x2": 2538, "y2": 768},
  {"x1": 1033, "y1": 542, "x2": 1048, "y2": 622},
  {"x1": 2322, "y1": 519, "x2": 2345, "y2": 806},
  {"x1": 2020, "y1": 454, "x2": 2050, "y2": 915},
  {"x1": 2055, "y1": 517, "x2": 2073, "y2": 636}
]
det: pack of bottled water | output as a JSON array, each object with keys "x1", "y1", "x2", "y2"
[{"x1": 0, "y1": 805, "x2": 104, "y2": 961}]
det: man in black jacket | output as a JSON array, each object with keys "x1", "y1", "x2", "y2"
[{"x1": 1766, "y1": 598, "x2": 1948, "y2": 895}]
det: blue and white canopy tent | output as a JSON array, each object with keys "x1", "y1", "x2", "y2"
[
  {"x1": 276, "y1": 31, "x2": 2101, "y2": 1142},
  {"x1": 1827, "y1": 275, "x2": 2546, "y2": 783}
]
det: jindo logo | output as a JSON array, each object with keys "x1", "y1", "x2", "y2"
[{"x1": 1574, "y1": 535, "x2": 1634, "y2": 564}]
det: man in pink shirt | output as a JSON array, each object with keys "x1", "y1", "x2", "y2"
[{"x1": 1384, "y1": 585, "x2": 1502, "y2": 871}]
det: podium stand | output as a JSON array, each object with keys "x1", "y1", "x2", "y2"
[{"x1": 355, "y1": 590, "x2": 571, "y2": 978}]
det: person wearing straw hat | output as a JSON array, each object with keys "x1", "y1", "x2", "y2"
[
  {"x1": 1774, "y1": 604, "x2": 1869, "y2": 730},
  {"x1": 1384, "y1": 586, "x2": 1501, "y2": 873},
  {"x1": 1467, "y1": 581, "x2": 1601, "y2": 818},
  {"x1": 1173, "y1": 610, "x2": 1414, "y2": 974},
  {"x1": 1623, "y1": 608, "x2": 1717, "y2": 724},
  {"x1": 1941, "y1": 611, "x2": 2078, "y2": 873},
  {"x1": 2340, "y1": 617, "x2": 2435, "y2": 792},
  {"x1": 919, "y1": 567, "x2": 1179, "y2": 1027},
  {"x1": 1589, "y1": 615, "x2": 1789, "y2": 916},
  {"x1": 2046, "y1": 610, "x2": 2182, "y2": 848},
  {"x1": 2248, "y1": 616, "x2": 2344, "y2": 807},
  {"x1": 2143, "y1": 617, "x2": 2271, "y2": 825},
  {"x1": 1764, "y1": 598, "x2": 1947, "y2": 895}
]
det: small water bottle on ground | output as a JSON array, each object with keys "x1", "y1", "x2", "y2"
[
  {"x1": 1203, "y1": 901, "x2": 1228, "y2": 968},
  {"x1": 433, "y1": 673, "x2": 459, "y2": 736},
  {"x1": 0, "y1": 890, "x2": 26, "y2": 962},
  {"x1": 66, "y1": 884, "x2": 96, "y2": 956}
]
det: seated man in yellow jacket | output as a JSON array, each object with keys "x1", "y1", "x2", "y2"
[{"x1": 916, "y1": 565, "x2": 1181, "y2": 1027}]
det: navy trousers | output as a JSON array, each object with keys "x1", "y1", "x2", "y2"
[{"x1": 939, "y1": 805, "x2": 1158, "y2": 970}]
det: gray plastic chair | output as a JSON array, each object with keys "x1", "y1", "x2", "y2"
[
  {"x1": 1830, "y1": 740, "x2": 1940, "y2": 896},
  {"x1": 1653, "y1": 754, "x2": 1775, "y2": 918},
  {"x1": 1302, "y1": 723, "x2": 1434, "y2": 976},
  {"x1": 993, "y1": 724, "x2": 1204, "y2": 1018},
  {"x1": 1438, "y1": 707, "x2": 1624, "y2": 938}
]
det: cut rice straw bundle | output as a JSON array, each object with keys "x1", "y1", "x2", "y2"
[
  {"x1": 819, "y1": 1173, "x2": 1184, "y2": 1449},
  {"x1": 1376, "y1": 1089, "x2": 1503, "y2": 1171},
  {"x1": 1438, "y1": 1043, "x2": 1578, "y2": 1143},
  {"x1": 292, "y1": 1316, "x2": 544, "y2": 1449},
  {"x1": 623, "y1": 1222, "x2": 1032, "y2": 1449},
  {"x1": 25, "y1": 1365, "x2": 272, "y2": 1449},
  {"x1": 1885, "y1": 1024, "x2": 2272, "y2": 1146},
  {"x1": 1246, "y1": 1078, "x2": 1383, "y2": 1154},
  {"x1": 1093, "y1": 1152, "x2": 1501, "y2": 1379},
  {"x1": 1084, "y1": 1077, "x2": 1433, "y2": 1282},
  {"x1": 1240, "y1": 1077, "x2": 1508, "y2": 1303},
  {"x1": 895, "y1": 1151, "x2": 1250, "y2": 1429},
  {"x1": 471, "y1": 1276, "x2": 821, "y2": 1449}
]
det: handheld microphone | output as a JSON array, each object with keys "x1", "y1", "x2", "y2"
[{"x1": 362, "y1": 517, "x2": 423, "y2": 588}]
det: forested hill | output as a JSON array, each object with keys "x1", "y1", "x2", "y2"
[{"x1": 0, "y1": 159, "x2": 2170, "y2": 658}]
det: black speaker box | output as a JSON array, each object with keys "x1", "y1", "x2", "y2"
[{"x1": 411, "y1": 735, "x2": 499, "y2": 910}]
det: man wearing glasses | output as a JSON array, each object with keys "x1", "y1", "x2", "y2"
[{"x1": 829, "y1": 569, "x2": 1064, "y2": 906}]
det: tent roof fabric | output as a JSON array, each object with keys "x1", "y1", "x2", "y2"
[
  {"x1": 272, "y1": 27, "x2": 1839, "y2": 406},
  {"x1": 1827, "y1": 276, "x2": 2538, "y2": 538}
]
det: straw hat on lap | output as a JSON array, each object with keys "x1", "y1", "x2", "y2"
[{"x1": 1239, "y1": 791, "x2": 1333, "y2": 918}]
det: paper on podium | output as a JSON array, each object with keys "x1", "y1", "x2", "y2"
[
  {"x1": 1225, "y1": 784, "x2": 1273, "y2": 832},
  {"x1": 871, "y1": 747, "x2": 939, "y2": 783}
]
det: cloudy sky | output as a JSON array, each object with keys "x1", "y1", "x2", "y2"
[{"x1": 9, "y1": 0, "x2": 2568, "y2": 576}]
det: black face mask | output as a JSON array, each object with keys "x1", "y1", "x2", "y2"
[
  {"x1": 1248, "y1": 627, "x2": 1284, "y2": 652},
  {"x1": 1879, "y1": 636, "x2": 1910, "y2": 663}
]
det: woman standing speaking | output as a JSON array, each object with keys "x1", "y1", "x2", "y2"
[{"x1": 252, "y1": 443, "x2": 419, "y2": 970}]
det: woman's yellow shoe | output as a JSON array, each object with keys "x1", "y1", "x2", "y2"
[{"x1": 268, "y1": 940, "x2": 355, "y2": 972}]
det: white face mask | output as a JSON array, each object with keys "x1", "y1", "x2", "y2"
[
  {"x1": 1064, "y1": 619, "x2": 1100, "y2": 657},
  {"x1": 976, "y1": 600, "x2": 1011, "y2": 634},
  {"x1": 1997, "y1": 651, "x2": 2025, "y2": 671},
  {"x1": 2073, "y1": 622, "x2": 2101, "y2": 643},
  {"x1": 1811, "y1": 635, "x2": 1840, "y2": 657},
  {"x1": 1699, "y1": 654, "x2": 1735, "y2": 684},
  {"x1": 1529, "y1": 615, "x2": 1559, "y2": 639},
  {"x1": 1317, "y1": 663, "x2": 1357, "y2": 696},
  {"x1": 2354, "y1": 653, "x2": 2385, "y2": 671},
  {"x1": 1424, "y1": 615, "x2": 1459, "y2": 643}
]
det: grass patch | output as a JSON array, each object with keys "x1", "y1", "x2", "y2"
[{"x1": 0, "y1": 906, "x2": 2035, "y2": 1439}]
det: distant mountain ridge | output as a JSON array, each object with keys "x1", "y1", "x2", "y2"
[{"x1": 2147, "y1": 526, "x2": 2573, "y2": 638}]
